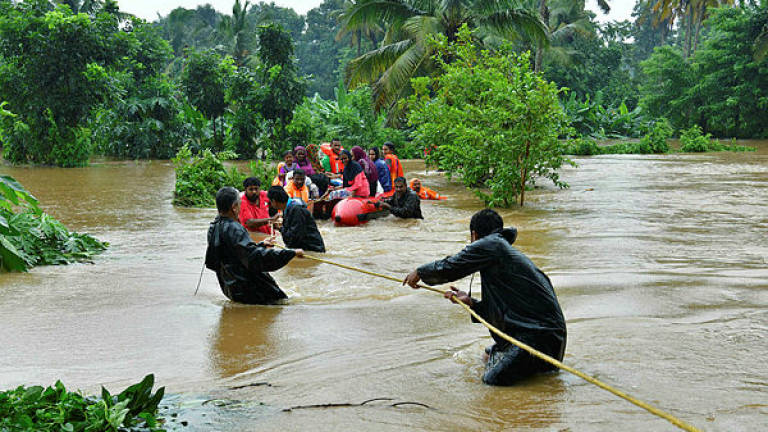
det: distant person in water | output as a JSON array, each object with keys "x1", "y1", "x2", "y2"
[
  {"x1": 268, "y1": 186, "x2": 326, "y2": 253},
  {"x1": 239, "y1": 177, "x2": 277, "y2": 233},
  {"x1": 369, "y1": 147, "x2": 392, "y2": 193},
  {"x1": 375, "y1": 177, "x2": 422, "y2": 219},
  {"x1": 409, "y1": 178, "x2": 446, "y2": 200},
  {"x1": 403, "y1": 209, "x2": 566, "y2": 385},
  {"x1": 206, "y1": 187, "x2": 303, "y2": 304}
]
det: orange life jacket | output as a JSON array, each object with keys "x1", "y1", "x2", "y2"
[
  {"x1": 409, "y1": 179, "x2": 446, "y2": 200},
  {"x1": 385, "y1": 154, "x2": 404, "y2": 183},
  {"x1": 320, "y1": 143, "x2": 344, "y2": 173}
]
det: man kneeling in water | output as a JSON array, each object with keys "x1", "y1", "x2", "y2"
[
  {"x1": 206, "y1": 187, "x2": 303, "y2": 304},
  {"x1": 403, "y1": 209, "x2": 566, "y2": 385}
]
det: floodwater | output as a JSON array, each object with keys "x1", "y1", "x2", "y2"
[{"x1": 1, "y1": 143, "x2": 766, "y2": 431}]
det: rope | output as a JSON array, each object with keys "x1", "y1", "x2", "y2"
[{"x1": 277, "y1": 244, "x2": 701, "y2": 432}]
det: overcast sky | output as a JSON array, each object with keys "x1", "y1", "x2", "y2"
[{"x1": 117, "y1": 0, "x2": 637, "y2": 23}]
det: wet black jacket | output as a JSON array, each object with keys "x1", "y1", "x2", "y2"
[
  {"x1": 417, "y1": 228, "x2": 566, "y2": 357},
  {"x1": 206, "y1": 216, "x2": 295, "y2": 304},
  {"x1": 383, "y1": 189, "x2": 423, "y2": 219},
  {"x1": 281, "y1": 201, "x2": 326, "y2": 252}
]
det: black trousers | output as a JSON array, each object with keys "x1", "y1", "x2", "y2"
[{"x1": 483, "y1": 333, "x2": 565, "y2": 386}]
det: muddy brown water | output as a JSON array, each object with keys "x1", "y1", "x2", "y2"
[{"x1": 1, "y1": 143, "x2": 766, "y2": 431}]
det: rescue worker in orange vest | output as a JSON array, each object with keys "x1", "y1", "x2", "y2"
[
  {"x1": 382, "y1": 141, "x2": 404, "y2": 185},
  {"x1": 409, "y1": 178, "x2": 447, "y2": 200},
  {"x1": 320, "y1": 138, "x2": 344, "y2": 179},
  {"x1": 284, "y1": 169, "x2": 313, "y2": 213}
]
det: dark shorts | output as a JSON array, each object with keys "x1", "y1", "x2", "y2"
[{"x1": 482, "y1": 335, "x2": 565, "y2": 386}]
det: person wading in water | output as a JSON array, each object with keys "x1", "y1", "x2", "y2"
[
  {"x1": 403, "y1": 209, "x2": 566, "y2": 385},
  {"x1": 206, "y1": 186, "x2": 304, "y2": 304}
]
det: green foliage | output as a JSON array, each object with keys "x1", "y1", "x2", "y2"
[
  {"x1": 172, "y1": 145, "x2": 273, "y2": 208},
  {"x1": 407, "y1": 26, "x2": 572, "y2": 207},
  {"x1": 181, "y1": 49, "x2": 232, "y2": 148},
  {"x1": 256, "y1": 24, "x2": 305, "y2": 146},
  {"x1": 0, "y1": 374, "x2": 165, "y2": 431},
  {"x1": 639, "y1": 5, "x2": 768, "y2": 138},
  {"x1": 89, "y1": 75, "x2": 199, "y2": 159},
  {"x1": 286, "y1": 81, "x2": 407, "y2": 156},
  {"x1": 0, "y1": 175, "x2": 107, "y2": 273},
  {"x1": 564, "y1": 137, "x2": 602, "y2": 156},
  {"x1": 638, "y1": 118, "x2": 673, "y2": 153},
  {"x1": 562, "y1": 92, "x2": 650, "y2": 138}
]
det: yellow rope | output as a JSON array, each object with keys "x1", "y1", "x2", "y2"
[{"x1": 276, "y1": 245, "x2": 701, "y2": 432}]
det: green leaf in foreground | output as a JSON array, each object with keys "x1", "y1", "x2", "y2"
[{"x1": 0, "y1": 374, "x2": 166, "y2": 432}]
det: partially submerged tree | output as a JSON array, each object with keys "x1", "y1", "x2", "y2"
[{"x1": 407, "y1": 26, "x2": 572, "y2": 207}]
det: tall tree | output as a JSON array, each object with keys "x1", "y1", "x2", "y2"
[
  {"x1": 338, "y1": 0, "x2": 548, "y2": 114},
  {"x1": 217, "y1": 0, "x2": 252, "y2": 66},
  {"x1": 651, "y1": 0, "x2": 736, "y2": 58}
]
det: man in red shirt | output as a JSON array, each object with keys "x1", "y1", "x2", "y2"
[{"x1": 239, "y1": 177, "x2": 276, "y2": 234}]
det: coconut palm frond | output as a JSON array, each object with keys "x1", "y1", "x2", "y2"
[
  {"x1": 346, "y1": 40, "x2": 415, "y2": 88},
  {"x1": 550, "y1": 17, "x2": 593, "y2": 42},
  {"x1": 482, "y1": 7, "x2": 549, "y2": 47},
  {"x1": 401, "y1": 14, "x2": 443, "y2": 41},
  {"x1": 372, "y1": 40, "x2": 429, "y2": 111},
  {"x1": 596, "y1": 0, "x2": 610, "y2": 14},
  {"x1": 337, "y1": 0, "x2": 422, "y2": 40}
]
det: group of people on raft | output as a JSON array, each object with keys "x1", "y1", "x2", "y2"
[{"x1": 205, "y1": 139, "x2": 566, "y2": 388}]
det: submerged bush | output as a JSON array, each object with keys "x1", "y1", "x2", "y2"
[
  {"x1": 0, "y1": 374, "x2": 165, "y2": 431},
  {"x1": 565, "y1": 137, "x2": 602, "y2": 155},
  {"x1": 172, "y1": 145, "x2": 274, "y2": 208},
  {"x1": 679, "y1": 125, "x2": 718, "y2": 152},
  {"x1": 0, "y1": 175, "x2": 107, "y2": 272}
]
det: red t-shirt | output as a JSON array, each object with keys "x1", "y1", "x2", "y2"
[{"x1": 239, "y1": 191, "x2": 271, "y2": 233}]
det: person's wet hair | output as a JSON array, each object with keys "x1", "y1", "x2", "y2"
[
  {"x1": 293, "y1": 168, "x2": 305, "y2": 177},
  {"x1": 383, "y1": 141, "x2": 395, "y2": 151},
  {"x1": 216, "y1": 187, "x2": 239, "y2": 213},
  {"x1": 370, "y1": 147, "x2": 381, "y2": 159},
  {"x1": 267, "y1": 185, "x2": 289, "y2": 204},
  {"x1": 470, "y1": 209, "x2": 504, "y2": 239},
  {"x1": 394, "y1": 176, "x2": 407, "y2": 186},
  {"x1": 243, "y1": 177, "x2": 261, "y2": 188},
  {"x1": 331, "y1": 137, "x2": 341, "y2": 143},
  {"x1": 283, "y1": 150, "x2": 293, "y2": 158}
]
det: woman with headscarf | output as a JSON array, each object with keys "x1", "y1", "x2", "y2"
[
  {"x1": 338, "y1": 149, "x2": 370, "y2": 198},
  {"x1": 305, "y1": 143, "x2": 325, "y2": 174},
  {"x1": 351, "y1": 146, "x2": 378, "y2": 197},
  {"x1": 293, "y1": 145, "x2": 315, "y2": 176}
]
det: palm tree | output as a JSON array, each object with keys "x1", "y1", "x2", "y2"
[
  {"x1": 217, "y1": 0, "x2": 252, "y2": 66},
  {"x1": 533, "y1": 0, "x2": 609, "y2": 72},
  {"x1": 651, "y1": 0, "x2": 735, "y2": 58},
  {"x1": 338, "y1": 0, "x2": 549, "y2": 114}
]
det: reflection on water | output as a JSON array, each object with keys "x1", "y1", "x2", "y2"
[
  {"x1": 1, "y1": 142, "x2": 767, "y2": 431},
  {"x1": 210, "y1": 305, "x2": 283, "y2": 378}
]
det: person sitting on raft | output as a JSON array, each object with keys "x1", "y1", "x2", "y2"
[
  {"x1": 284, "y1": 169, "x2": 314, "y2": 214},
  {"x1": 239, "y1": 177, "x2": 277, "y2": 233},
  {"x1": 369, "y1": 147, "x2": 392, "y2": 193},
  {"x1": 403, "y1": 209, "x2": 566, "y2": 386},
  {"x1": 268, "y1": 186, "x2": 326, "y2": 253},
  {"x1": 273, "y1": 150, "x2": 297, "y2": 186},
  {"x1": 375, "y1": 176, "x2": 422, "y2": 219},
  {"x1": 351, "y1": 145, "x2": 379, "y2": 197},
  {"x1": 293, "y1": 145, "x2": 315, "y2": 176},
  {"x1": 329, "y1": 149, "x2": 370, "y2": 200},
  {"x1": 382, "y1": 141, "x2": 405, "y2": 186},
  {"x1": 206, "y1": 186, "x2": 304, "y2": 304},
  {"x1": 409, "y1": 178, "x2": 446, "y2": 200},
  {"x1": 321, "y1": 138, "x2": 344, "y2": 179}
]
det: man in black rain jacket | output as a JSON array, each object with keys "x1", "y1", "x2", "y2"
[
  {"x1": 376, "y1": 177, "x2": 423, "y2": 219},
  {"x1": 267, "y1": 186, "x2": 326, "y2": 252},
  {"x1": 206, "y1": 187, "x2": 303, "y2": 304},
  {"x1": 404, "y1": 209, "x2": 566, "y2": 385}
]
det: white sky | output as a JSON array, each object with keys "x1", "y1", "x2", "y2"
[{"x1": 118, "y1": 0, "x2": 637, "y2": 23}]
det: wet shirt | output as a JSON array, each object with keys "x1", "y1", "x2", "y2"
[
  {"x1": 206, "y1": 216, "x2": 296, "y2": 304},
  {"x1": 281, "y1": 200, "x2": 325, "y2": 252},
  {"x1": 382, "y1": 189, "x2": 423, "y2": 219},
  {"x1": 416, "y1": 229, "x2": 566, "y2": 354},
  {"x1": 239, "y1": 191, "x2": 270, "y2": 234},
  {"x1": 284, "y1": 181, "x2": 309, "y2": 203}
]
